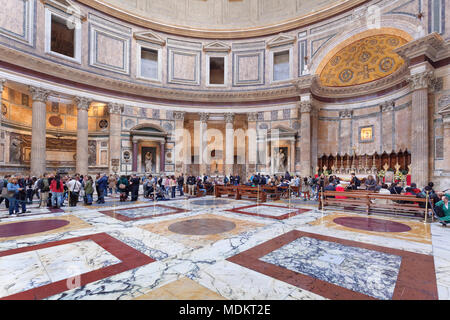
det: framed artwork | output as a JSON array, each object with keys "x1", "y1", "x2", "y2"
[{"x1": 359, "y1": 125, "x2": 374, "y2": 143}]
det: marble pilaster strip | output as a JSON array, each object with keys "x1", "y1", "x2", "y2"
[{"x1": 74, "y1": 97, "x2": 91, "y2": 175}]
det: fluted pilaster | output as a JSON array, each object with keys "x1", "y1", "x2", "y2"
[
  {"x1": 299, "y1": 101, "x2": 312, "y2": 176},
  {"x1": 107, "y1": 102, "x2": 123, "y2": 174}
]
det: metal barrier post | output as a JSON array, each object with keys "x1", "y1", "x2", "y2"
[{"x1": 424, "y1": 191, "x2": 429, "y2": 224}]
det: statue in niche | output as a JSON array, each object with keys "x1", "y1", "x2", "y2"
[
  {"x1": 144, "y1": 152, "x2": 153, "y2": 173},
  {"x1": 275, "y1": 149, "x2": 286, "y2": 172},
  {"x1": 10, "y1": 136, "x2": 21, "y2": 163}
]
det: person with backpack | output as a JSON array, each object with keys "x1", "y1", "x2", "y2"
[
  {"x1": 50, "y1": 174, "x2": 64, "y2": 209},
  {"x1": 117, "y1": 175, "x2": 129, "y2": 202},
  {"x1": 67, "y1": 176, "x2": 82, "y2": 207},
  {"x1": 84, "y1": 176, "x2": 94, "y2": 205},
  {"x1": 37, "y1": 173, "x2": 50, "y2": 208}
]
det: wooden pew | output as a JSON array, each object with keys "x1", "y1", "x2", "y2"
[
  {"x1": 261, "y1": 185, "x2": 282, "y2": 200},
  {"x1": 215, "y1": 185, "x2": 238, "y2": 198},
  {"x1": 318, "y1": 191, "x2": 430, "y2": 218},
  {"x1": 236, "y1": 186, "x2": 266, "y2": 203}
]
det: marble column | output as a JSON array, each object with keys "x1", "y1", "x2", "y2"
[
  {"x1": 311, "y1": 107, "x2": 318, "y2": 175},
  {"x1": 199, "y1": 113, "x2": 209, "y2": 175},
  {"x1": 108, "y1": 103, "x2": 123, "y2": 174},
  {"x1": 74, "y1": 97, "x2": 92, "y2": 175},
  {"x1": 247, "y1": 112, "x2": 258, "y2": 175},
  {"x1": 160, "y1": 141, "x2": 165, "y2": 173},
  {"x1": 174, "y1": 111, "x2": 185, "y2": 173},
  {"x1": 132, "y1": 140, "x2": 138, "y2": 173},
  {"x1": 299, "y1": 101, "x2": 312, "y2": 176},
  {"x1": 225, "y1": 113, "x2": 234, "y2": 176},
  {"x1": 409, "y1": 71, "x2": 434, "y2": 187},
  {"x1": 29, "y1": 86, "x2": 50, "y2": 177}
]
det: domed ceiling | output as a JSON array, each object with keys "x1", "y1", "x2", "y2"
[
  {"x1": 319, "y1": 34, "x2": 408, "y2": 87},
  {"x1": 78, "y1": 0, "x2": 367, "y2": 38}
]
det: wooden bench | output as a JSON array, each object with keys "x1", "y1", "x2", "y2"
[
  {"x1": 261, "y1": 185, "x2": 282, "y2": 200},
  {"x1": 318, "y1": 191, "x2": 430, "y2": 218},
  {"x1": 215, "y1": 185, "x2": 238, "y2": 198},
  {"x1": 236, "y1": 186, "x2": 266, "y2": 203}
]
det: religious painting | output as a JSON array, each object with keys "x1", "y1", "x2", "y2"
[
  {"x1": 359, "y1": 125, "x2": 374, "y2": 142},
  {"x1": 384, "y1": 171, "x2": 394, "y2": 184},
  {"x1": 142, "y1": 146, "x2": 156, "y2": 173}
]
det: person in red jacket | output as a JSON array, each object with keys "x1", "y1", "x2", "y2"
[
  {"x1": 50, "y1": 174, "x2": 64, "y2": 208},
  {"x1": 335, "y1": 184, "x2": 347, "y2": 199}
]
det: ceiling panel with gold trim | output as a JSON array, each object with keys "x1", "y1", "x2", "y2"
[{"x1": 319, "y1": 34, "x2": 408, "y2": 87}]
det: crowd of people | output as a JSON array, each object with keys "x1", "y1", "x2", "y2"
[{"x1": 0, "y1": 171, "x2": 448, "y2": 226}]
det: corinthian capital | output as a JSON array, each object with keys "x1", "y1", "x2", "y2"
[
  {"x1": 224, "y1": 113, "x2": 235, "y2": 123},
  {"x1": 299, "y1": 101, "x2": 312, "y2": 114},
  {"x1": 29, "y1": 86, "x2": 50, "y2": 102},
  {"x1": 174, "y1": 111, "x2": 185, "y2": 121},
  {"x1": 247, "y1": 112, "x2": 258, "y2": 122},
  {"x1": 107, "y1": 102, "x2": 123, "y2": 115},
  {"x1": 339, "y1": 109, "x2": 353, "y2": 119},
  {"x1": 199, "y1": 112, "x2": 209, "y2": 122},
  {"x1": 408, "y1": 71, "x2": 434, "y2": 91},
  {"x1": 74, "y1": 96, "x2": 92, "y2": 111}
]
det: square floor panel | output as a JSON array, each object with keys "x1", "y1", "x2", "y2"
[
  {"x1": 227, "y1": 230, "x2": 438, "y2": 300},
  {"x1": 98, "y1": 204, "x2": 189, "y2": 222},
  {"x1": 226, "y1": 204, "x2": 311, "y2": 220},
  {"x1": 0, "y1": 233, "x2": 155, "y2": 300}
]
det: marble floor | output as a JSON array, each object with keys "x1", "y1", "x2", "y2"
[{"x1": 0, "y1": 193, "x2": 446, "y2": 300}]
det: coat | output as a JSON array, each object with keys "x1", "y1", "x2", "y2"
[{"x1": 84, "y1": 180, "x2": 94, "y2": 195}]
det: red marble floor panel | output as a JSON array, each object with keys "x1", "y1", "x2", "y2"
[
  {"x1": 226, "y1": 204, "x2": 311, "y2": 220},
  {"x1": 227, "y1": 230, "x2": 438, "y2": 300},
  {"x1": 0, "y1": 219, "x2": 70, "y2": 237},
  {"x1": 0, "y1": 233, "x2": 155, "y2": 300},
  {"x1": 98, "y1": 204, "x2": 189, "y2": 222}
]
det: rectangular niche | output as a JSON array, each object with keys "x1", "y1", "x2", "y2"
[
  {"x1": 272, "y1": 50, "x2": 290, "y2": 82},
  {"x1": 167, "y1": 47, "x2": 201, "y2": 86},
  {"x1": 45, "y1": 7, "x2": 81, "y2": 63},
  {"x1": 207, "y1": 55, "x2": 227, "y2": 86},
  {"x1": 137, "y1": 44, "x2": 162, "y2": 82},
  {"x1": 232, "y1": 50, "x2": 265, "y2": 86}
]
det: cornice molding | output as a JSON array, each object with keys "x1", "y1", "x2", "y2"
[
  {"x1": 75, "y1": 0, "x2": 369, "y2": 39},
  {"x1": 0, "y1": 45, "x2": 300, "y2": 104},
  {"x1": 41, "y1": 0, "x2": 87, "y2": 20},
  {"x1": 394, "y1": 32, "x2": 450, "y2": 63},
  {"x1": 312, "y1": 64, "x2": 409, "y2": 99}
]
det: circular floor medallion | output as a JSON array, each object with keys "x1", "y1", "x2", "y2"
[
  {"x1": 168, "y1": 218, "x2": 236, "y2": 235},
  {"x1": 333, "y1": 217, "x2": 411, "y2": 233},
  {"x1": 0, "y1": 219, "x2": 70, "y2": 237},
  {"x1": 191, "y1": 199, "x2": 230, "y2": 206}
]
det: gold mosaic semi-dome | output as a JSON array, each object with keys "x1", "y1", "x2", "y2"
[{"x1": 319, "y1": 34, "x2": 408, "y2": 87}]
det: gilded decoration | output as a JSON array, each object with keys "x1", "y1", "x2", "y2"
[{"x1": 319, "y1": 35, "x2": 408, "y2": 87}]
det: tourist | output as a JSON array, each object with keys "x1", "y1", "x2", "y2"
[
  {"x1": 389, "y1": 182, "x2": 403, "y2": 195},
  {"x1": 365, "y1": 175, "x2": 377, "y2": 191},
  {"x1": 84, "y1": 176, "x2": 94, "y2": 205},
  {"x1": 411, "y1": 183, "x2": 421, "y2": 195},
  {"x1": 0, "y1": 175, "x2": 8, "y2": 208},
  {"x1": 348, "y1": 173, "x2": 360, "y2": 190},
  {"x1": 6, "y1": 177, "x2": 21, "y2": 215},
  {"x1": 117, "y1": 175, "x2": 129, "y2": 202},
  {"x1": 187, "y1": 175, "x2": 196, "y2": 196},
  {"x1": 37, "y1": 173, "x2": 50, "y2": 208},
  {"x1": 67, "y1": 176, "x2": 82, "y2": 207},
  {"x1": 177, "y1": 173, "x2": 185, "y2": 196},
  {"x1": 301, "y1": 177, "x2": 311, "y2": 201},
  {"x1": 163, "y1": 176, "x2": 170, "y2": 197},
  {"x1": 197, "y1": 179, "x2": 206, "y2": 196},
  {"x1": 96, "y1": 173, "x2": 108, "y2": 204},
  {"x1": 108, "y1": 174, "x2": 117, "y2": 195},
  {"x1": 335, "y1": 183, "x2": 346, "y2": 199},
  {"x1": 170, "y1": 175, "x2": 176, "y2": 198},
  {"x1": 49, "y1": 174, "x2": 64, "y2": 209},
  {"x1": 436, "y1": 195, "x2": 450, "y2": 227},
  {"x1": 17, "y1": 175, "x2": 30, "y2": 213},
  {"x1": 129, "y1": 174, "x2": 140, "y2": 201}
]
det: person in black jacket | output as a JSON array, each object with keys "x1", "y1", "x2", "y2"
[
  {"x1": 16, "y1": 176, "x2": 30, "y2": 213},
  {"x1": 187, "y1": 175, "x2": 196, "y2": 196},
  {"x1": 129, "y1": 174, "x2": 140, "y2": 201},
  {"x1": 177, "y1": 174, "x2": 184, "y2": 196}
]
